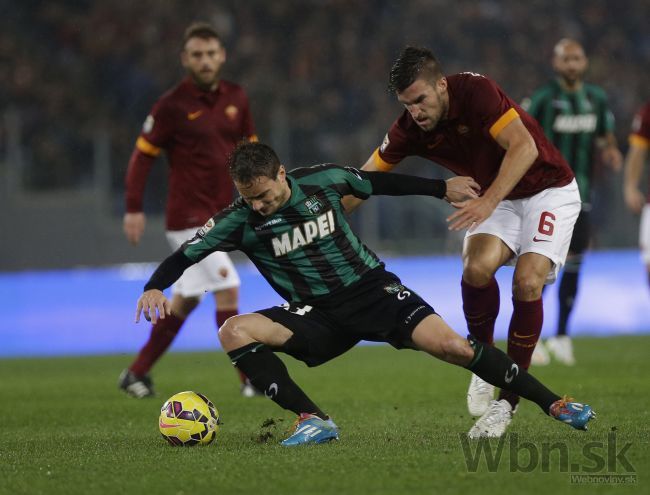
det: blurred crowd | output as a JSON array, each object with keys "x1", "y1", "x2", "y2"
[{"x1": 1, "y1": 0, "x2": 649, "y2": 206}]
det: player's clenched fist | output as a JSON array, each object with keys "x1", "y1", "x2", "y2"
[{"x1": 135, "y1": 289, "x2": 171, "y2": 324}]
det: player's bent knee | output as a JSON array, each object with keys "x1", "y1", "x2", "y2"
[{"x1": 218, "y1": 315, "x2": 252, "y2": 349}]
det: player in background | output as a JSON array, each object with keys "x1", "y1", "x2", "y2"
[
  {"x1": 120, "y1": 23, "x2": 259, "y2": 398},
  {"x1": 342, "y1": 46, "x2": 581, "y2": 438},
  {"x1": 134, "y1": 142, "x2": 595, "y2": 446},
  {"x1": 623, "y1": 101, "x2": 650, "y2": 290},
  {"x1": 523, "y1": 39, "x2": 622, "y2": 366}
]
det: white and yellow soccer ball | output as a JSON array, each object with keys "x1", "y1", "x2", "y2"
[{"x1": 158, "y1": 391, "x2": 220, "y2": 446}]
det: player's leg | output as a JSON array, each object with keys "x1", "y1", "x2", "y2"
[
  {"x1": 213, "y1": 286, "x2": 254, "y2": 393},
  {"x1": 639, "y1": 204, "x2": 650, "y2": 291},
  {"x1": 219, "y1": 306, "x2": 356, "y2": 445},
  {"x1": 547, "y1": 209, "x2": 589, "y2": 365},
  {"x1": 461, "y1": 233, "x2": 513, "y2": 345},
  {"x1": 200, "y1": 250, "x2": 258, "y2": 394},
  {"x1": 499, "y1": 180, "x2": 580, "y2": 411},
  {"x1": 409, "y1": 315, "x2": 595, "y2": 434},
  {"x1": 462, "y1": 215, "x2": 517, "y2": 416}
]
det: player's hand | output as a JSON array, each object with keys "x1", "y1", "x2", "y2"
[
  {"x1": 446, "y1": 195, "x2": 498, "y2": 231},
  {"x1": 602, "y1": 146, "x2": 623, "y2": 172},
  {"x1": 624, "y1": 186, "x2": 645, "y2": 215},
  {"x1": 123, "y1": 212, "x2": 146, "y2": 245},
  {"x1": 135, "y1": 289, "x2": 171, "y2": 324},
  {"x1": 444, "y1": 176, "x2": 481, "y2": 203}
]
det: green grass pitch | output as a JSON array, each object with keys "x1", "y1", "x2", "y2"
[{"x1": 1, "y1": 336, "x2": 648, "y2": 495}]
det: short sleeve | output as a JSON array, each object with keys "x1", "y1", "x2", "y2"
[
  {"x1": 375, "y1": 118, "x2": 411, "y2": 170},
  {"x1": 467, "y1": 75, "x2": 519, "y2": 139},
  {"x1": 182, "y1": 206, "x2": 245, "y2": 262},
  {"x1": 629, "y1": 104, "x2": 650, "y2": 148},
  {"x1": 324, "y1": 166, "x2": 373, "y2": 199},
  {"x1": 136, "y1": 99, "x2": 176, "y2": 156}
]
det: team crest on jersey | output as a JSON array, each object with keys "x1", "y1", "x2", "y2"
[
  {"x1": 304, "y1": 196, "x2": 324, "y2": 214},
  {"x1": 225, "y1": 105, "x2": 239, "y2": 121},
  {"x1": 379, "y1": 134, "x2": 390, "y2": 153},
  {"x1": 456, "y1": 124, "x2": 469, "y2": 134},
  {"x1": 142, "y1": 115, "x2": 154, "y2": 134},
  {"x1": 383, "y1": 282, "x2": 406, "y2": 294},
  {"x1": 197, "y1": 218, "x2": 215, "y2": 237}
]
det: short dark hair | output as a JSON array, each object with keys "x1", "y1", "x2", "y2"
[
  {"x1": 388, "y1": 46, "x2": 443, "y2": 93},
  {"x1": 229, "y1": 142, "x2": 281, "y2": 184},
  {"x1": 183, "y1": 22, "x2": 221, "y2": 48}
]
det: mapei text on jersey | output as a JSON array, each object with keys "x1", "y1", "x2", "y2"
[{"x1": 271, "y1": 210, "x2": 336, "y2": 256}]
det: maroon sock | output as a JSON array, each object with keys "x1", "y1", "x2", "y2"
[
  {"x1": 216, "y1": 308, "x2": 238, "y2": 328},
  {"x1": 130, "y1": 314, "x2": 184, "y2": 376},
  {"x1": 216, "y1": 309, "x2": 247, "y2": 385},
  {"x1": 461, "y1": 277, "x2": 500, "y2": 346},
  {"x1": 499, "y1": 297, "x2": 544, "y2": 409}
]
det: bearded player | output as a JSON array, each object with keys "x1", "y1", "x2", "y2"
[
  {"x1": 120, "y1": 23, "x2": 258, "y2": 398},
  {"x1": 343, "y1": 46, "x2": 580, "y2": 438},
  {"x1": 523, "y1": 39, "x2": 622, "y2": 366}
]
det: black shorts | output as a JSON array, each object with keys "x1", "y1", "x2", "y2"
[
  {"x1": 256, "y1": 268, "x2": 437, "y2": 367},
  {"x1": 568, "y1": 209, "x2": 590, "y2": 255}
]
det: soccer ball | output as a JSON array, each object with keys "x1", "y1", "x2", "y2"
[{"x1": 158, "y1": 391, "x2": 220, "y2": 446}]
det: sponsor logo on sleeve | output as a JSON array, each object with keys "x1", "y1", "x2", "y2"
[
  {"x1": 379, "y1": 134, "x2": 390, "y2": 153},
  {"x1": 197, "y1": 218, "x2": 215, "y2": 237},
  {"x1": 143, "y1": 115, "x2": 154, "y2": 133}
]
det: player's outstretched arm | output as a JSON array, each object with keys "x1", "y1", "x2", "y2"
[{"x1": 360, "y1": 170, "x2": 480, "y2": 203}]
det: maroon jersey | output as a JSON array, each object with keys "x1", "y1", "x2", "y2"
[
  {"x1": 628, "y1": 101, "x2": 650, "y2": 203},
  {"x1": 375, "y1": 73, "x2": 574, "y2": 200},
  {"x1": 125, "y1": 77, "x2": 256, "y2": 230}
]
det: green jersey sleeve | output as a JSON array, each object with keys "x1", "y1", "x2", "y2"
[
  {"x1": 323, "y1": 165, "x2": 373, "y2": 199},
  {"x1": 181, "y1": 201, "x2": 247, "y2": 263}
]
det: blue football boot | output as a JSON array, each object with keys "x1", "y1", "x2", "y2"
[
  {"x1": 550, "y1": 397, "x2": 596, "y2": 430},
  {"x1": 281, "y1": 413, "x2": 339, "y2": 446}
]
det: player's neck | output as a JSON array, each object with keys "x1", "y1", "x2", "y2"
[
  {"x1": 558, "y1": 77, "x2": 583, "y2": 92},
  {"x1": 190, "y1": 77, "x2": 221, "y2": 93}
]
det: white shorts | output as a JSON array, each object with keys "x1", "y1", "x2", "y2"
[
  {"x1": 165, "y1": 229, "x2": 240, "y2": 298},
  {"x1": 465, "y1": 179, "x2": 581, "y2": 284},
  {"x1": 640, "y1": 204, "x2": 650, "y2": 265}
]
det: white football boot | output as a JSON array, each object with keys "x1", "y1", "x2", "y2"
[
  {"x1": 531, "y1": 341, "x2": 550, "y2": 366},
  {"x1": 468, "y1": 399, "x2": 513, "y2": 439},
  {"x1": 546, "y1": 336, "x2": 576, "y2": 365},
  {"x1": 467, "y1": 373, "x2": 495, "y2": 417}
]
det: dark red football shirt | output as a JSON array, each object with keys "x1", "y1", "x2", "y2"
[
  {"x1": 375, "y1": 73, "x2": 574, "y2": 200},
  {"x1": 628, "y1": 101, "x2": 650, "y2": 203},
  {"x1": 125, "y1": 77, "x2": 256, "y2": 230}
]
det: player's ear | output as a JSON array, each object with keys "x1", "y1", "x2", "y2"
[
  {"x1": 180, "y1": 49, "x2": 189, "y2": 68},
  {"x1": 437, "y1": 76, "x2": 448, "y2": 92},
  {"x1": 277, "y1": 165, "x2": 286, "y2": 182}
]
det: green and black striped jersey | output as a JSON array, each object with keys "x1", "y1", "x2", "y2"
[
  {"x1": 182, "y1": 164, "x2": 382, "y2": 303},
  {"x1": 523, "y1": 79, "x2": 614, "y2": 201}
]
